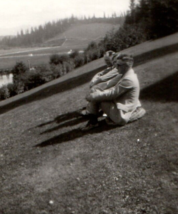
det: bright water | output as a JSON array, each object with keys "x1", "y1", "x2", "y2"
[{"x1": 0, "y1": 74, "x2": 13, "y2": 88}]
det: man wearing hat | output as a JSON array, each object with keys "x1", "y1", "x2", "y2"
[
  {"x1": 81, "y1": 53, "x2": 146, "y2": 130},
  {"x1": 89, "y1": 51, "x2": 123, "y2": 92}
]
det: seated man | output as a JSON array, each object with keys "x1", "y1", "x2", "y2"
[
  {"x1": 89, "y1": 50, "x2": 118, "y2": 90},
  {"x1": 81, "y1": 53, "x2": 146, "y2": 130}
]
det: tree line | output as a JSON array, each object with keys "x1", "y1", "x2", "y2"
[
  {"x1": 125, "y1": 0, "x2": 178, "y2": 39},
  {"x1": 94, "y1": 0, "x2": 178, "y2": 53},
  {"x1": 0, "y1": 14, "x2": 125, "y2": 48}
]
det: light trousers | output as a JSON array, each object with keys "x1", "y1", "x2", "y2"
[{"x1": 86, "y1": 101, "x2": 146, "y2": 125}]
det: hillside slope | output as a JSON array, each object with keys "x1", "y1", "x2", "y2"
[
  {"x1": 44, "y1": 23, "x2": 119, "y2": 47},
  {"x1": 0, "y1": 33, "x2": 178, "y2": 214}
]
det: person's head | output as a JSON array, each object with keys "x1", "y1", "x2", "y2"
[
  {"x1": 104, "y1": 50, "x2": 116, "y2": 67},
  {"x1": 113, "y1": 53, "x2": 134, "y2": 74}
]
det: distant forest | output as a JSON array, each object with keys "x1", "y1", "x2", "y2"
[
  {"x1": 0, "y1": 14, "x2": 125, "y2": 48},
  {"x1": 125, "y1": 0, "x2": 178, "y2": 39},
  {"x1": 99, "y1": 0, "x2": 178, "y2": 52}
]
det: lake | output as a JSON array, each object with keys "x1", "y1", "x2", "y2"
[{"x1": 0, "y1": 74, "x2": 13, "y2": 88}]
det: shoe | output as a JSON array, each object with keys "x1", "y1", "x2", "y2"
[
  {"x1": 81, "y1": 120, "x2": 99, "y2": 131},
  {"x1": 105, "y1": 117, "x2": 118, "y2": 126},
  {"x1": 102, "y1": 113, "x2": 107, "y2": 117},
  {"x1": 77, "y1": 107, "x2": 90, "y2": 117},
  {"x1": 77, "y1": 108, "x2": 103, "y2": 117},
  {"x1": 129, "y1": 107, "x2": 146, "y2": 122}
]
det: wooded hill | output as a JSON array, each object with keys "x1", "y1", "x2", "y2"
[{"x1": 0, "y1": 15, "x2": 125, "y2": 48}]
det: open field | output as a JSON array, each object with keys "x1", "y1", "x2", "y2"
[
  {"x1": 44, "y1": 23, "x2": 119, "y2": 45},
  {"x1": 0, "y1": 45, "x2": 67, "y2": 57},
  {"x1": 0, "y1": 45, "x2": 76, "y2": 70},
  {"x1": 0, "y1": 33, "x2": 178, "y2": 214},
  {"x1": 0, "y1": 54, "x2": 51, "y2": 70}
]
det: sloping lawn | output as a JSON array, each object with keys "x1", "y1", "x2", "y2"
[{"x1": 0, "y1": 39, "x2": 178, "y2": 213}]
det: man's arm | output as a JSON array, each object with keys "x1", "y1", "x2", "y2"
[
  {"x1": 89, "y1": 67, "x2": 113, "y2": 88},
  {"x1": 89, "y1": 72, "x2": 103, "y2": 88},
  {"x1": 86, "y1": 78, "x2": 133, "y2": 102}
]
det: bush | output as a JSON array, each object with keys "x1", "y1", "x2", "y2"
[
  {"x1": 7, "y1": 83, "x2": 17, "y2": 97},
  {"x1": 0, "y1": 84, "x2": 19, "y2": 100},
  {"x1": 84, "y1": 40, "x2": 105, "y2": 62},
  {"x1": 83, "y1": 53, "x2": 92, "y2": 64},
  {"x1": 12, "y1": 62, "x2": 27, "y2": 76},
  {"x1": 11, "y1": 62, "x2": 28, "y2": 93},
  {"x1": 74, "y1": 55, "x2": 85, "y2": 68},
  {"x1": 36, "y1": 64, "x2": 54, "y2": 82},
  {"x1": 64, "y1": 59, "x2": 75, "y2": 73},
  {"x1": 49, "y1": 54, "x2": 70, "y2": 65},
  {"x1": 0, "y1": 86, "x2": 10, "y2": 100},
  {"x1": 102, "y1": 25, "x2": 146, "y2": 52},
  {"x1": 49, "y1": 54, "x2": 61, "y2": 65},
  {"x1": 50, "y1": 57, "x2": 75, "y2": 76},
  {"x1": 85, "y1": 49, "x2": 100, "y2": 61},
  {"x1": 13, "y1": 81, "x2": 25, "y2": 94},
  {"x1": 98, "y1": 46, "x2": 106, "y2": 58},
  {"x1": 23, "y1": 70, "x2": 46, "y2": 90},
  {"x1": 50, "y1": 63, "x2": 63, "y2": 78},
  {"x1": 69, "y1": 50, "x2": 79, "y2": 59},
  {"x1": 86, "y1": 41, "x2": 98, "y2": 51}
]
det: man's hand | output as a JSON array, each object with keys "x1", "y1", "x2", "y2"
[
  {"x1": 86, "y1": 89, "x2": 102, "y2": 102},
  {"x1": 85, "y1": 93, "x2": 93, "y2": 102},
  {"x1": 89, "y1": 75, "x2": 101, "y2": 88}
]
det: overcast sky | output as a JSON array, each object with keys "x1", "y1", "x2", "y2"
[{"x1": 0, "y1": 0, "x2": 130, "y2": 36}]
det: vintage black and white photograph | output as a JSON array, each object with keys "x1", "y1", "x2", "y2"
[{"x1": 0, "y1": 0, "x2": 178, "y2": 213}]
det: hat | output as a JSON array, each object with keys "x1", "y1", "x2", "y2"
[
  {"x1": 104, "y1": 50, "x2": 115, "y2": 58},
  {"x1": 113, "y1": 53, "x2": 133, "y2": 66},
  {"x1": 104, "y1": 51, "x2": 116, "y2": 66}
]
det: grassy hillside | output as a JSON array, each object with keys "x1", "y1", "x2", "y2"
[
  {"x1": 44, "y1": 23, "x2": 119, "y2": 46},
  {"x1": 0, "y1": 33, "x2": 178, "y2": 214}
]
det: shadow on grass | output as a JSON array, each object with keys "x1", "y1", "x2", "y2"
[
  {"x1": 1, "y1": 43, "x2": 178, "y2": 115},
  {"x1": 36, "y1": 70, "x2": 178, "y2": 146},
  {"x1": 37, "y1": 110, "x2": 84, "y2": 128},
  {"x1": 39, "y1": 111, "x2": 89, "y2": 134},
  {"x1": 41, "y1": 117, "x2": 87, "y2": 134},
  {"x1": 140, "y1": 71, "x2": 178, "y2": 102},
  {"x1": 35, "y1": 119, "x2": 120, "y2": 147}
]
